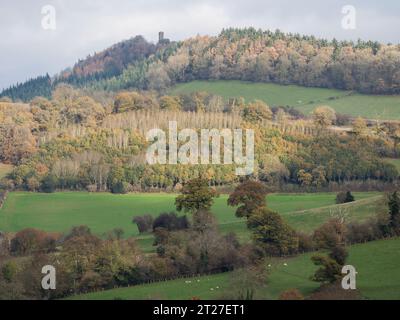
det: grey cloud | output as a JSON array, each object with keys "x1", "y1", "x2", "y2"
[{"x1": 0, "y1": 0, "x2": 399, "y2": 90}]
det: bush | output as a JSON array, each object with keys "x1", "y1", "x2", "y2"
[
  {"x1": 0, "y1": 231, "x2": 10, "y2": 257},
  {"x1": 1, "y1": 261, "x2": 18, "y2": 282},
  {"x1": 336, "y1": 191, "x2": 355, "y2": 204},
  {"x1": 64, "y1": 225, "x2": 92, "y2": 241},
  {"x1": 40, "y1": 175, "x2": 57, "y2": 193},
  {"x1": 221, "y1": 265, "x2": 268, "y2": 300},
  {"x1": 313, "y1": 218, "x2": 346, "y2": 250},
  {"x1": 346, "y1": 221, "x2": 374, "y2": 243},
  {"x1": 329, "y1": 245, "x2": 348, "y2": 265},
  {"x1": 111, "y1": 181, "x2": 131, "y2": 194},
  {"x1": 133, "y1": 215, "x2": 154, "y2": 234},
  {"x1": 86, "y1": 184, "x2": 97, "y2": 192},
  {"x1": 153, "y1": 212, "x2": 189, "y2": 232},
  {"x1": 153, "y1": 228, "x2": 170, "y2": 247},
  {"x1": 26, "y1": 177, "x2": 40, "y2": 191},
  {"x1": 345, "y1": 214, "x2": 390, "y2": 244},
  {"x1": 158, "y1": 228, "x2": 246, "y2": 275},
  {"x1": 0, "y1": 190, "x2": 8, "y2": 209},
  {"x1": 388, "y1": 191, "x2": 400, "y2": 234},
  {"x1": 279, "y1": 289, "x2": 304, "y2": 300},
  {"x1": 109, "y1": 228, "x2": 124, "y2": 240},
  {"x1": 309, "y1": 283, "x2": 361, "y2": 300},
  {"x1": 311, "y1": 255, "x2": 342, "y2": 284},
  {"x1": 335, "y1": 113, "x2": 352, "y2": 126},
  {"x1": 241, "y1": 100, "x2": 273, "y2": 123},
  {"x1": 297, "y1": 232, "x2": 315, "y2": 253},
  {"x1": 10, "y1": 228, "x2": 59, "y2": 256}
]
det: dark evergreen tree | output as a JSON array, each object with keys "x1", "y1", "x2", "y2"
[
  {"x1": 0, "y1": 74, "x2": 52, "y2": 102},
  {"x1": 388, "y1": 191, "x2": 400, "y2": 233}
]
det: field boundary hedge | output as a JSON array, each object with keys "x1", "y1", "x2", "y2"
[{"x1": 0, "y1": 190, "x2": 8, "y2": 210}]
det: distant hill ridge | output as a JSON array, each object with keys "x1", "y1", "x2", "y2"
[{"x1": 2, "y1": 27, "x2": 399, "y2": 102}]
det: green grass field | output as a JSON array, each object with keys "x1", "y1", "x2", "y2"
[
  {"x1": 0, "y1": 192, "x2": 380, "y2": 238},
  {"x1": 70, "y1": 238, "x2": 400, "y2": 300},
  {"x1": 0, "y1": 163, "x2": 13, "y2": 180},
  {"x1": 221, "y1": 195, "x2": 384, "y2": 244},
  {"x1": 0, "y1": 192, "x2": 382, "y2": 254},
  {"x1": 170, "y1": 80, "x2": 400, "y2": 120},
  {"x1": 1, "y1": 190, "x2": 394, "y2": 300}
]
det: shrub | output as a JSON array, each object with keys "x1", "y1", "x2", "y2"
[
  {"x1": 297, "y1": 232, "x2": 315, "y2": 253},
  {"x1": 279, "y1": 289, "x2": 305, "y2": 300},
  {"x1": 311, "y1": 255, "x2": 342, "y2": 284},
  {"x1": 153, "y1": 228, "x2": 170, "y2": 247},
  {"x1": 312, "y1": 242, "x2": 348, "y2": 286},
  {"x1": 309, "y1": 283, "x2": 361, "y2": 300},
  {"x1": 26, "y1": 177, "x2": 40, "y2": 191},
  {"x1": 64, "y1": 225, "x2": 92, "y2": 241},
  {"x1": 1, "y1": 261, "x2": 18, "y2": 282},
  {"x1": 241, "y1": 100, "x2": 273, "y2": 123},
  {"x1": 156, "y1": 227, "x2": 248, "y2": 276},
  {"x1": 336, "y1": 191, "x2": 355, "y2": 204},
  {"x1": 86, "y1": 184, "x2": 97, "y2": 192},
  {"x1": 0, "y1": 190, "x2": 8, "y2": 209},
  {"x1": 133, "y1": 215, "x2": 154, "y2": 234},
  {"x1": 346, "y1": 221, "x2": 375, "y2": 243},
  {"x1": 345, "y1": 214, "x2": 390, "y2": 244},
  {"x1": 111, "y1": 181, "x2": 131, "y2": 194},
  {"x1": 388, "y1": 191, "x2": 400, "y2": 234},
  {"x1": 313, "y1": 218, "x2": 346, "y2": 250},
  {"x1": 0, "y1": 231, "x2": 11, "y2": 257},
  {"x1": 335, "y1": 113, "x2": 352, "y2": 126},
  {"x1": 153, "y1": 212, "x2": 189, "y2": 232},
  {"x1": 40, "y1": 175, "x2": 57, "y2": 193},
  {"x1": 329, "y1": 245, "x2": 348, "y2": 265},
  {"x1": 312, "y1": 106, "x2": 336, "y2": 128},
  {"x1": 10, "y1": 228, "x2": 59, "y2": 256},
  {"x1": 109, "y1": 228, "x2": 124, "y2": 240}
]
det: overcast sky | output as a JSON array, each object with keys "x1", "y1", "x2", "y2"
[{"x1": 1, "y1": 0, "x2": 399, "y2": 90}]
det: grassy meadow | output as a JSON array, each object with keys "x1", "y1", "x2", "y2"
[
  {"x1": 0, "y1": 189, "x2": 393, "y2": 299},
  {"x1": 0, "y1": 191, "x2": 382, "y2": 253},
  {"x1": 70, "y1": 238, "x2": 400, "y2": 300},
  {"x1": 170, "y1": 80, "x2": 400, "y2": 120},
  {"x1": 0, "y1": 192, "x2": 380, "y2": 237},
  {"x1": 221, "y1": 195, "x2": 384, "y2": 244}
]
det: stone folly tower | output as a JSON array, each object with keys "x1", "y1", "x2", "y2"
[
  {"x1": 159, "y1": 31, "x2": 165, "y2": 43},
  {"x1": 158, "y1": 31, "x2": 170, "y2": 45}
]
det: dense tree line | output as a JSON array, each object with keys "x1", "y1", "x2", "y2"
[
  {"x1": 0, "y1": 36, "x2": 162, "y2": 102},
  {"x1": 78, "y1": 28, "x2": 400, "y2": 96},
  {"x1": 86, "y1": 28, "x2": 400, "y2": 94},
  {"x1": 0, "y1": 75, "x2": 52, "y2": 102},
  {"x1": 55, "y1": 35, "x2": 160, "y2": 89},
  {"x1": 1, "y1": 85, "x2": 399, "y2": 193}
]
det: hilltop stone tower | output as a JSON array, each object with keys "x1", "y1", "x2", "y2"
[
  {"x1": 158, "y1": 31, "x2": 170, "y2": 45},
  {"x1": 159, "y1": 31, "x2": 165, "y2": 43}
]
